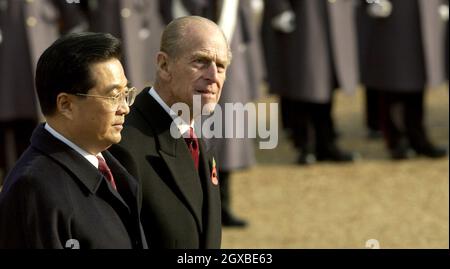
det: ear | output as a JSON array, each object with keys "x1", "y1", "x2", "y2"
[
  {"x1": 156, "y1": 52, "x2": 172, "y2": 81},
  {"x1": 56, "y1": 93, "x2": 75, "y2": 120}
]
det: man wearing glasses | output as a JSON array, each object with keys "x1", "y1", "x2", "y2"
[{"x1": 0, "y1": 32, "x2": 146, "y2": 249}]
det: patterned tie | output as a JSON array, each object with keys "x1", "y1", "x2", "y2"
[
  {"x1": 184, "y1": 127, "x2": 199, "y2": 170},
  {"x1": 97, "y1": 156, "x2": 117, "y2": 191}
]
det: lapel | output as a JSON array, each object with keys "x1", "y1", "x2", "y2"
[
  {"x1": 104, "y1": 150, "x2": 147, "y2": 248},
  {"x1": 134, "y1": 90, "x2": 204, "y2": 232},
  {"x1": 31, "y1": 124, "x2": 132, "y2": 213},
  {"x1": 103, "y1": 150, "x2": 140, "y2": 214},
  {"x1": 197, "y1": 138, "x2": 222, "y2": 248},
  {"x1": 198, "y1": 139, "x2": 213, "y2": 191}
]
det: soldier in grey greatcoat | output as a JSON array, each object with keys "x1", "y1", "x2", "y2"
[
  {"x1": 356, "y1": 1, "x2": 382, "y2": 139},
  {"x1": 82, "y1": 0, "x2": 164, "y2": 90},
  {"x1": 0, "y1": 0, "x2": 86, "y2": 182},
  {"x1": 358, "y1": 0, "x2": 448, "y2": 159},
  {"x1": 262, "y1": 0, "x2": 359, "y2": 164}
]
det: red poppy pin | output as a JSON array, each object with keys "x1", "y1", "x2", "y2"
[{"x1": 211, "y1": 158, "x2": 219, "y2": 185}]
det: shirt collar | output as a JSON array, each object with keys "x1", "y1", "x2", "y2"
[
  {"x1": 44, "y1": 123, "x2": 103, "y2": 169},
  {"x1": 148, "y1": 87, "x2": 194, "y2": 136}
]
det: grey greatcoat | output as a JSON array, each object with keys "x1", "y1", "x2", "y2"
[
  {"x1": 160, "y1": 0, "x2": 265, "y2": 171},
  {"x1": 210, "y1": 0, "x2": 264, "y2": 171},
  {"x1": 358, "y1": 0, "x2": 447, "y2": 91},
  {"x1": 85, "y1": 0, "x2": 164, "y2": 90},
  {"x1": 0, "y1": 0, "x2": 85, "y2": 122},
  {"x1": 262, "y1": 0, "x2": 359, "y2": 104}
]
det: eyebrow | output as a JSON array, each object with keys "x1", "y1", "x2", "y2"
[
  {"x1": 192, "y1": 52, "x2": 229, "y2": 65},
  {"x1": 105, "y1": 81, "x2": 131, "y2": 93}
]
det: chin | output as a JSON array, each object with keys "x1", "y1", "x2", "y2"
[
  {"x1": 108, "y1": 134, "x2": 122, "y2": 145},
  {"x1": 202, "y1": 102, "x2": 217, "y2": 115}
]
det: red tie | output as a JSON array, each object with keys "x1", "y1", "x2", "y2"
[
  {"x1": 184, "y1": 127, "x2": 199, "y2": 170},
  {"x1": 97, "y1": 156, "x2": 117, "y2": 191}
]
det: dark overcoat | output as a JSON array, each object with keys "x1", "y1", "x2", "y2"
[
  {"x1": 109, "y1": 90, "x2": 222, "y2": 249},
  {"x1": 0, "y1": 124, "x2": 147, "y2": 249}
]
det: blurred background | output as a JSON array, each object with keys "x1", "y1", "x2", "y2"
[
  {"x1": 222, "y1": 84, "x2": 448, "y2": 248},
  {"x1": 0, "y1": 0, "x2": 448, "y2": 248}
]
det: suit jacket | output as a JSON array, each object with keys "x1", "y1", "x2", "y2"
[
  {"x1": 109, "y1": 89, "x2": 222, "y2": 249},
  {"x1": 0, "y1": 124, "x2": 147, "y2": 249}
]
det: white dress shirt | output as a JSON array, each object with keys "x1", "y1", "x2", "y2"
[
  {"x1": 45, "y1": 123, "x2": 103, "y2": 169},
  {"x1": 148, "y1": 87, "x2": 195, "y2": 136}
]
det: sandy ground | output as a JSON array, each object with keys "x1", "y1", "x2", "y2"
[{"x1": 222, "y1": 85, "x2": 449, "y2": 249}]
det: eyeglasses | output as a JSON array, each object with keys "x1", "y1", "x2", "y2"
[{"x1": 75, "y1": 87, "x2": 137, "y2": 111}]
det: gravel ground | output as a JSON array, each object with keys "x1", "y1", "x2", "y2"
[{"x1": 222, "y1": 85, "x2": 449, "y2": 249}]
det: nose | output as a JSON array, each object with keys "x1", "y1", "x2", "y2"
[
  {"x1": 117, "y1": 97, "x2": 130, "y2": 115},
  {"x1": 204, "y1": 62, "x2": 220, "y2": 83}
]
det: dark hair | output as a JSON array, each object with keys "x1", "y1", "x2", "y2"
[{"x1": 35, "y1": 32, "x2": 122, "y2": 116}]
